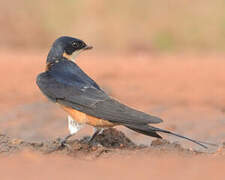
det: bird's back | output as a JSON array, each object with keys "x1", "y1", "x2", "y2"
[{"x1": 36, "y1": 60, "x2": 163, "y2": 125}]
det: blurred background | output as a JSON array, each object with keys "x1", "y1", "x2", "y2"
[
  {"x1": 0, "y1": 0, "x2": 225, "y2": 150},
  {"x1": 1, "y1": 1, "x2": 225, "y2": 179},
  {"x1": 1, "y1": 0, "x2": 225, "y2": 53}
]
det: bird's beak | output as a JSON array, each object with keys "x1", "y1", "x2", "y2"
[{"x1": 83, "y1": 45, "x2": 93, "y2": 50}]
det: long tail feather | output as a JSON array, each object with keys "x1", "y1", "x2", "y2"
[
  {"x1": 153, "y1": 127, "x2": 208, "y2": 149},
  {"x1": 197, "y1": 140, "x2": 218, "y2": 147},
  {"x1": 126, "y1": 124, "x2": 211, "y2": 149}
]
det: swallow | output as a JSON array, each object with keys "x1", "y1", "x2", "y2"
[{"x1": 36, "y1": 36, "x2": 209, "y2": 148}]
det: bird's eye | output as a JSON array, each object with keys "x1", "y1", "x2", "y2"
[{"x1": 72, "y1": 41, "x2": 80, "y2": 48}]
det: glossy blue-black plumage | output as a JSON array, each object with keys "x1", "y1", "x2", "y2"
[
  {"x1": 37, "y1": 59, "x2": 163, "y2": 126},
  {"x1": 49, "y1": 59, "x2": 101, "y2": 90}
]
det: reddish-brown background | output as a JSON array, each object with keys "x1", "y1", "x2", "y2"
[{"x1": 1, "y1": 0, "x2": 225, "y2": 179}]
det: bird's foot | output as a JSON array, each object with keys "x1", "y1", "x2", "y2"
[
  {"x1": 58, "y1": 134, "x2": 73, "y2": 149},
  {"x1": 87, "y1": 128, "x2": 104, "y2": 146}
]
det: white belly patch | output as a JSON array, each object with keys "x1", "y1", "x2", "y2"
[{"x1": 68, "y1": 115, "x2": 84, "y2": 135}]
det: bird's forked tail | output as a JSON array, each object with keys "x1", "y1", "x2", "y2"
[{"x1": 126, "y1": 124, "x2": 216, "y2": 149}]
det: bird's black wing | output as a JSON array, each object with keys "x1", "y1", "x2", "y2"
[{"x1": 37, "y1": 60, "x2": 163, "y2": 125}]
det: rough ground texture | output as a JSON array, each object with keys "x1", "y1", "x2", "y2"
[
  {"x1": 0, "y1": 51, "x2": 225, "y2": 179},
  {"x1": 0, "y1": 129, "x2": 137, "y2": 156},
  {"x1": 0, "y1": 128, "x2": 225, "y2": 180},
  {"x1": 0, "y1": 128, "x2": 201, "y2": 157}
]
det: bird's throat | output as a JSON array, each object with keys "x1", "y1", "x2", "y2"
[
  {"x1": 63, "y1": 52, "x2": 71, "y2": 60},
  {"x1": 63, "y1": 50, "x2": 83, "y2": 61}
]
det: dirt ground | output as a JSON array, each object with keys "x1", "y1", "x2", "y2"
[{"x1": 0, "y1": 50, "x2": 225, "y2": 179}]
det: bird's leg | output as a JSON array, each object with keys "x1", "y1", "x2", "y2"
[
  {"x1": 60, "y1": 115, "x2": 83, "y2": 147},
  {"x1": 88, "y1": 127, "x2": 104, "y2": 143},
  {"x1": 60, "y1": 134, "x2": 73, "y2": 146}
]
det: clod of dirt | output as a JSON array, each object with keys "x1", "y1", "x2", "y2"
[
  {"x1": 0, "y1": 129, "x2": 136, "y2": 156},
  {"x1": 151, "y1": 139, "x2": 182, "y2": 148},
  {"x1": 83, "y1": 128, "x2": 136, "y2": 149},
  {"x1": 0, "y1": 134, "x2": 23, "y2": 153},
  {"x1": 150, "y1": 139, "x2": 200, "y2": 154},
  {"x1": 0, "y1": 129, "x2": 207, "y2": 157}
]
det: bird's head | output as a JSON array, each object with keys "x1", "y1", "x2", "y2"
[{"x1": 47, "y1": 36, "x2": 92, "y2": 63}]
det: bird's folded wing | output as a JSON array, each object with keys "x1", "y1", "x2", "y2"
[{"x1": 37, "y1": 72, "x2": 163, "y2": 125}]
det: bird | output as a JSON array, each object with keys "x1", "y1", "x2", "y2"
[{"x1": 36, "y1": 36, "x2": 209, "y2": 149}]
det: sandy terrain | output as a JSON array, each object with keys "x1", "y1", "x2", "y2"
[{"x1": 0, "y1": 50, "x2": 225, "y2": 179}]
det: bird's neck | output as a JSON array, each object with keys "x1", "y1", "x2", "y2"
[
  {"x1": 46, "y1": 45, "x2": 64, "y2": 63},
  {"x1": 45, "y1": 46, "x2": 74, "y2": 71}
]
